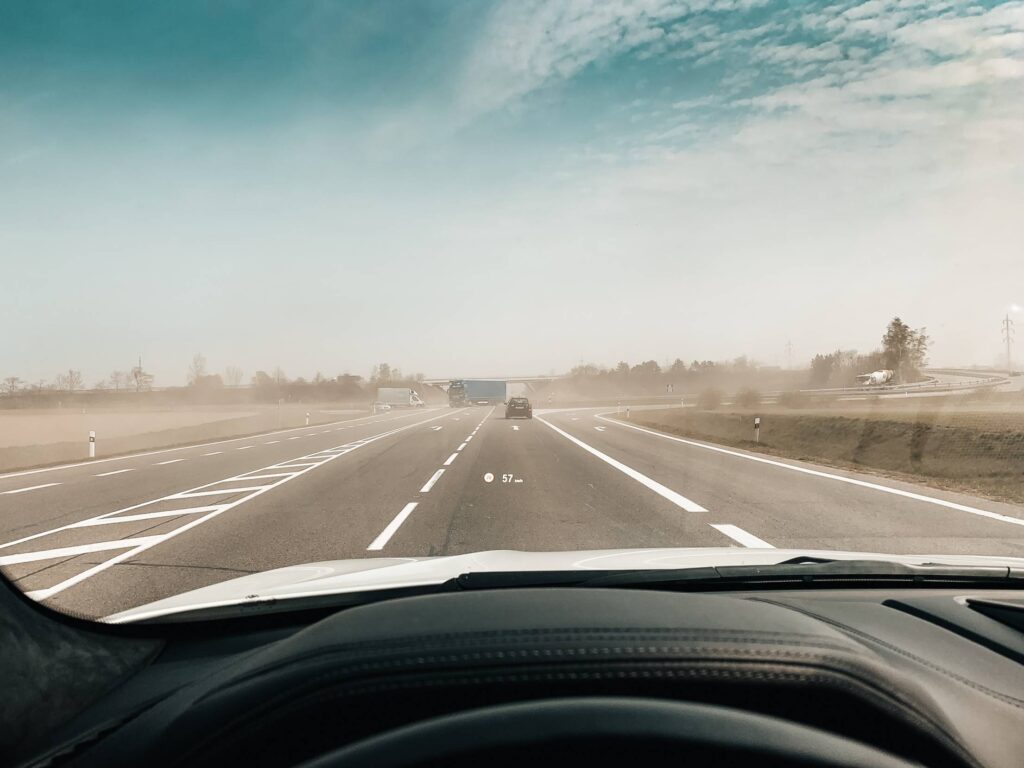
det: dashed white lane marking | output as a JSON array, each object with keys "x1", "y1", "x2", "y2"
[
  {"x1": 95, "y1": 469, "x2": 135, "y2": 477},
  {"x1": 431, "y1": 426, "x2": 443, "y2": 431},
  {"x1": 237, "y1": 446, "x2": 254, "y2": 450},
  {"x1": 367, "y1": 503, "x2": 418, "y2": 551},
  {"x1": 538, "y1": 417, "x2": 707, "y2": 513},
  {"x1": 512, "y1": 425, "x2": 519, "y2": 431},
  {"x1": 444, "y1": 452, "x2": 459, "y2": 466},
  {"x1": 709, "y1": 524, "x2": 774, "y2": 549},
  {"x1": 265, "y1": 440, "x2": 280, "y2": 444},
  {"x1": 2, "y1": 482, "x2": 61, "y2": 495},
  {"x1": 457, "y1": 442, "x2": 468, "y2": 451},
  {"x1": 1, "y1": 408, "x2": 459, "y2": 604},
  {"x1": 420, "y1": 468, "x2": 445, "y2": 493},
  {"x1": 155, "y1": 459, "x2": 184, "y2": 465},
  {"x1": 598, "y1": 413, "x2": 1024, "y2": 529},
  {"x1": 204, "y1": 451, "x2": 222, "y2": 456},
  {"x1": 288, "y1": 436, "x2": 302, "y2": 440},
  {"x1": 595, "y1": 426, "x2": 606, "y2": 432},
  {"x1": 465, "y1": 435, "x2": 474, "y2": 442}
]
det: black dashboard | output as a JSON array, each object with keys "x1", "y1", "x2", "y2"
[{"x1": 7, "y1": 584, "x2": 1024, "y2": 767}]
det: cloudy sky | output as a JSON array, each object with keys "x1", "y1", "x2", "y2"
[{"x1": 2, "y1": 0, "x2": 1022, "y2": 386}]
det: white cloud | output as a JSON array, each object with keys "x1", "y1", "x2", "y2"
[{"x1": 457, "y1": 0, "x2": 771, "y2": 116}]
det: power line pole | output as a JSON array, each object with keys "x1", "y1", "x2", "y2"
[
  {"x1": 1002, "y1": 314, "x2": 1015, "y2": 376},
  {"x1": 785, "y1": 340, "x2": 793, "y2": 370}
]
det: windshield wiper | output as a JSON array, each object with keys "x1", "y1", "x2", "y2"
[{"x1": 455, "y1": 560, "x2": 1024, "y2": 592}]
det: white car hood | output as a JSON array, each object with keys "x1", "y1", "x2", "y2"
[{"x1": 106, "y1": 547, "x2": 1024, "y2": 623}]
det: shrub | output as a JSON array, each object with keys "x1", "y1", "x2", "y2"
[
  {"x1": 735, "y1": 387, "x2": 761, "y2": 408},
  {"x1": 696, "y1": 387, "x2": 723, "y2": 410},
  {"x1": 778, "y1": 390, "x2": 809, "y2": 408}
]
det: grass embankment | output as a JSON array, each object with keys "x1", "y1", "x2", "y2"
[{"x1": 624, "y1": 406, "x2": 1024, "y2": 505}]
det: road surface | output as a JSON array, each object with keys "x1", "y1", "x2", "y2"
[{"x1": 2, "y1": 405, "x2": 1023, "y2": 618}]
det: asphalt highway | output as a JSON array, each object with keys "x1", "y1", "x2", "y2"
[{"x1": 2, "y1": 405, "x2": 1023, "y2": 618}]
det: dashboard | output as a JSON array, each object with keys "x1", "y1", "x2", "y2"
[{"x1": 7, "y1": 584, "x2": 1024, "y2": 767}]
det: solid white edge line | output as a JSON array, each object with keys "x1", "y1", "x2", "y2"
[
  {"x1": 597, "y1": 413, "x2": 1024, "y2": 529},
  {"x1": 1, "y1": 482, "x2": 61, "y2": 495},
  {"x1": 443, "y1": 453, "x2": 459, "y2": 466},
  {"x1": 367, "y1": 502, "x2": 419, "y2": 551},
  {"x1": 710, "y1": 524, "x2": 775, "y2": 549},
  {"x1": 95, "y1": 468, "x2": 135, "y2": 477},
  {"x1": 420, "y1": 468, "x2": 445, "y2": 493},
  {"x1": 537, "y1": 417, "x2": 707, "y2": 512}
]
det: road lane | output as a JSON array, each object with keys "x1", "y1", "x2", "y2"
[
  {"x1": 542, "y1": 409, "x2": 1024, "y2": 557},
  {"x1": 382, "y1": 408, "x2": 731, "y2": 556},
  {"x1": 4, "y1": 401, "x2": 1024, "y2": 620},
  {"x1": 9, "y1": 409, "x2": 476, "y2": 616},
  {"x1": 0, "y1": 408, "x2": 452, "y2": 541}
]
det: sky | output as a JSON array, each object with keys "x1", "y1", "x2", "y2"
[{"x1": 1, "y1": 0, "x2": 1022, "y2": 386}]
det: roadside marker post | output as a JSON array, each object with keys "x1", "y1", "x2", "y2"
[
  {"x1": 626, "y1": 407, "x2": 631, "y2": 420},
  {"x1": 305, "y1": 412, "x2": 310, "y2": 426},
  {"x1": 754, "y1": 417, "x2": 761, "y2": 443},
  {"x1": 88, "y1": 430, "x2": 96, "y2": 459}
]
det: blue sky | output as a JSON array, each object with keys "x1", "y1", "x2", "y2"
[{"x1": 2, "y1": 0, "x2": 1022, "y2": 385}]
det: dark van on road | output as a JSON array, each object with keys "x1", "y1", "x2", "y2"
[{"x1": 505, "y1": 396, "x2": 533, "y2": 419}]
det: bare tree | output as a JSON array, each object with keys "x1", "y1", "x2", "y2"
[
  {"x1": 66, "y1": 369, "x2": 83, "y2": 392},
  {"x1": 130, "y1": 364, "x2": 154, "y2": 392},
  {"x1": 2, "y1": 376, "x2": 21, "y2": 395},
  {"x1": 187, "y1": 353, "x2": 208, "y2": 386},
  {"x1": 272, "y1": 367, "x2": 287, "y2": 385},
  {"x1": 110, "y1": 370, "x2": 126, "y2": 391},
  {"x1": 54, "y1": 373, "x2": 68, "y2": 391},
  {"x1": 224, "y1": 365, "x2": 244, "y2": 386}
]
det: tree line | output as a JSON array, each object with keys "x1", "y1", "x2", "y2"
[
  {"x1": 1, "y1": 364, "x2": 155, "y2": 396},
  {"x1": 809, "y1": 317, "x2": 930, "y2": 387}
]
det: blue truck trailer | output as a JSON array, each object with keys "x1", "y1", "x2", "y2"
[{"x1": 448, "y1": 379, "x2": 506, "y2": 406}]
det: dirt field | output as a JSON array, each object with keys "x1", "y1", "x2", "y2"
[
  {"x1": 623, "y1": 398, "x2": 1024, "y2": 504},
  {"x1": 0, "y1": 403, "x2": 368, "y2": 473}
]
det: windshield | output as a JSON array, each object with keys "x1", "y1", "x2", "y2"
[{"x1": 2, "y1": 0, "x2": 1023, "y2": 621}]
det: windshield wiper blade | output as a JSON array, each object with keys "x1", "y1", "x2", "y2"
[{"x1": 455, "y1": 560, "x2": 1024, "y2": 592}]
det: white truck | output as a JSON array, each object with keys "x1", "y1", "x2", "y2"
[
  {"x1": 855, "y1": 369, "x2": 895, "y2": 386},
  {"x1": 375, "y1": 387, "x2": 425, "y2": 408}
]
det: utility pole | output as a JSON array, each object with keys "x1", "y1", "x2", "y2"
[
  {"x1": 1003, "y1": 314, "x2": 1015, "y2": 376},
  {"x1": 785, "y1": 340, "x2": 793, "y2": 370}
]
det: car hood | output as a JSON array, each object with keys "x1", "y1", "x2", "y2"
[{"x1": 106, "y1": 547, "x2": 1024, "y2": 623}]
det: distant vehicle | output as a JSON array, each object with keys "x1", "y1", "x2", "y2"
[
  {"x1": 376, "y1": 387, "x2": 425, "y2": 407},
  {"x1": 449, "y1": 379, "x2": 506, "y2": 406},
  {"x1": 855, "y1": 369, "x2": 895, "y2": 386},
  {"x1": 505, "y1": 396, "x2": 533, "y2": 419}
]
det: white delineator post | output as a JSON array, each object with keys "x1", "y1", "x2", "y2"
[
  {"x1": 626, "y1": 406, "x2": 630, "y2": 420},
  {"x1": 305, "y1": 412, "x2": 310, "y2": 426},
  {"x1": 88, "y1": 430, "x2": 96, "y2": 458},
  {"x1": 754, "y1": 417, "x2": 761, "y2": 443}
]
